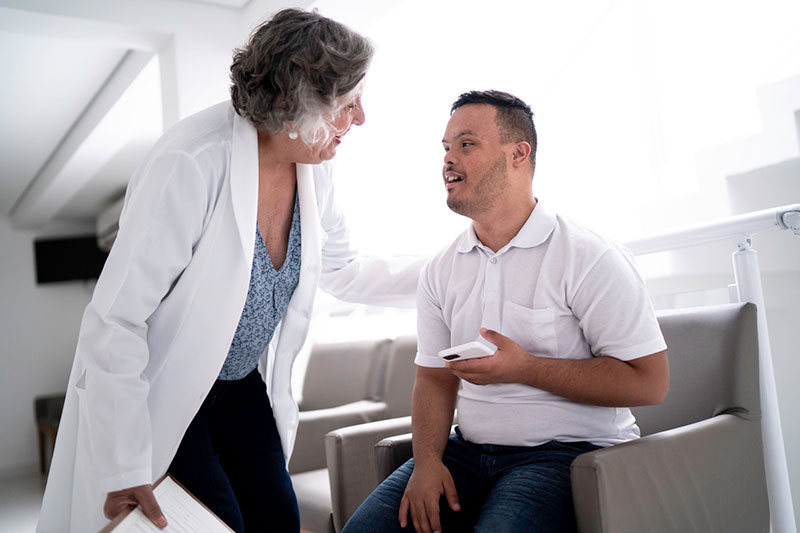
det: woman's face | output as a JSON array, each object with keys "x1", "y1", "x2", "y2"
[{"x1": 305, "y1": 93, "x2": 366, "y2": 163}]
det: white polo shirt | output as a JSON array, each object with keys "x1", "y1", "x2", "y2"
[{"x1": 415, "y1": 202, "x2": 667, "y2": 447}]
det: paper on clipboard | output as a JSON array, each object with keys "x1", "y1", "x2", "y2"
[{"x1": 101, "y1": 475, "x2": 233, "y2": 533}]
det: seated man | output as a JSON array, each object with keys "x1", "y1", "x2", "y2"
[{"x1": 343, "y1": 90, "x2": 669, "y2": 533}]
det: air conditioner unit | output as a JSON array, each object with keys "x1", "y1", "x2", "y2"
[{"x1": 96, "y1": 196, "x2": 125, "y2": 252}]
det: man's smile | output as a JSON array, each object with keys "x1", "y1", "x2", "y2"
[{"x1": 444, "y1": 171, "x2": 465, "y2": 189}]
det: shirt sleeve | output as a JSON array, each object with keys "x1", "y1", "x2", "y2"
[
  {"x1": 414, "y1": 258, "x2": 451, "y2": 368},
  {"x1": 569, "y1": 245, "x2": 667, "y2": 361}
]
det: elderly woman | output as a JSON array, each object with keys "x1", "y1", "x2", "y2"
[{"x1": 37, "y1": 9, "x2": 421, "y2": 533}]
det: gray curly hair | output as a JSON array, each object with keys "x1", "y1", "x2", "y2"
[{"x1": 230, "y1": 8, "x2": 374, "y2": 146}]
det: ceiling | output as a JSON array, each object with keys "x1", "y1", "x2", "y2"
[
  {"x1": 0, "y1": 0, "x2": 258, "y2": 233},
  {"x1": 0, "y1": 30, "x2": 131, "y2": 223}
]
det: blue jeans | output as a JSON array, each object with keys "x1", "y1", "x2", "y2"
[
  {"x1": 168, "y1": 369, "x2": 299, "y2": 533},
  {"x1": 343, "y1": 429, "x2": 600, "y2": 533}
]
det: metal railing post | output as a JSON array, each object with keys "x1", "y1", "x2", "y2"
[{"x1": 732, "y1": 238, "x2": 797, "y2": 533}]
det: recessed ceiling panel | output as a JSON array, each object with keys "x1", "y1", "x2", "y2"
[{"x1": 0, "y1": 30, "x2": 125, "y2": 215}]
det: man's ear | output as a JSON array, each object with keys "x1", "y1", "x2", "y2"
[{"x1": 510, "y1": 142, "x2": 532, "y2": 168}]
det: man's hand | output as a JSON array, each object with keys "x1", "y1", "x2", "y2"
[
  {"x1": 398, "y1": 461, "x2": 460, "y2": 533},
  {"x1": 104, "y1": 484, "x2": 167, "y2": 528},
  {"x1": 445, "y1": 328, "x2": 529, "y2": 385}
]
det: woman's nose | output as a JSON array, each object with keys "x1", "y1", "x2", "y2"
[{"x1": 352, "y1": 103, "x2": 365, "y2": 126}]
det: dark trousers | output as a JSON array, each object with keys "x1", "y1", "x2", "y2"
[
  {"x1": 344, "y1": 428, "x2": 600, "y2": 533},
  {"x1": 169, "y1": 369, "x2": 300, "y2": 532}
]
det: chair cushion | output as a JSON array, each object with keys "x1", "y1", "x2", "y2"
[{"x1": 291, "y1": 468, "x2": 334, "y2": 533}]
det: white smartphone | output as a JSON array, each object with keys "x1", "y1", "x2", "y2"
[{"x1": 438, "y1": 338, "x2": 497, "y2": 361}]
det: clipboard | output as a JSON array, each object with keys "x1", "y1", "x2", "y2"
[{"x1": 100, "y1": 474, "x2": 234, "y2": 532}]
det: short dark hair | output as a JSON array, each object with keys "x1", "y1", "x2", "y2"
[
  {"x1": 451, "y1": 90, "x2": 537, "y2": 165},
  {"x1": 230, "y1": 8, "x2": 373, "y2": 145}
]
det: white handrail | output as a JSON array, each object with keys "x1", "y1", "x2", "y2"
[
  {"x1": 625, "y1": 203, "x2": 800, "y2": 255},
  {"x1": 624, "y1": 203, "x2": 800, "y2": 533}
]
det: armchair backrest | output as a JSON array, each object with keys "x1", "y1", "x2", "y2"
[
  {"x1": 632, "y1": 302, "x2": 760, "y2": 436},
  {"x1": 300, "y1": 338, "x2": 391, "y2": 410},
  {"x1": 381, "y1": 335, "x2": 418, "y2": 419}
]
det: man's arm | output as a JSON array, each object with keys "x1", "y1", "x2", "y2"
[
  {"x1": 447, "y1": 328, "x2": 668, "y2": 407},
  {"x1": 398, "y1": 366, "x2": 460, "y2": 533}
]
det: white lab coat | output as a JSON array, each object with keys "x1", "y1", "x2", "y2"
[{"x1": 36, "y1": 102, "x2": 422, "y2": 532}]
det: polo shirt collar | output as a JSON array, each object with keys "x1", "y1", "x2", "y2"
[{"x1": 456, "y1": 200, "x2": 557, "y2": 254}]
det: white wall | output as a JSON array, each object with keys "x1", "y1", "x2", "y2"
[{"x1": 0, "y1": 218, "x2": 92, "y2": 475}]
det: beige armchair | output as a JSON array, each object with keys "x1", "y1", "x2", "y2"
[
  {"x1": 331, "y1": 303, "x2": 769, "y2": 532},
  {"x1": 291, "y1": 338, "x2": 392, "y2": 473},
  {"x1": 570, "y1": 303, "x2": 768, "y2": 532},
  {"x1": 290, "y1": 336, "x2": 419, "y2": 532}
]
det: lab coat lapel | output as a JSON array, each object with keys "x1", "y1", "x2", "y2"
[
  {"x1": 296, "y1": 163, "x2": 322, "y2": 293},
  {"x1": 268, "y1": 163, "x2": 322, "y2": 460},
  {"x1": 230, "y1": 113, "x2": 259, "y2": 263}
]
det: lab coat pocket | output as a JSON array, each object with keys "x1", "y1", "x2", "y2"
[
  {"x1": 73, "y1": 370, "x2": 94, "y2": 443},
  {"x1": 501, "y1": 301, "x2": 559, "y2": 357},
  {"x1": 75, "y1": 369, "x2": 87, "y2": 392}
]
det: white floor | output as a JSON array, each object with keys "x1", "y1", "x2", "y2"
[{"x1": 0, "y1": 472, "x2": 45, "y2": 533}]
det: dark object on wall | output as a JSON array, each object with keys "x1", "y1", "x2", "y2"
[{"x1": 34, "y1": 235, "x2": 109, "y2": 284}]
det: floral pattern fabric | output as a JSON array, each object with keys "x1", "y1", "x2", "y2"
[{"x1": 218, "y1": 195, "x2": 301, "y2": 380}]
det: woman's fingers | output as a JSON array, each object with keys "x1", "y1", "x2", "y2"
[
  {"x1": 104, "y1": 484, "x2": 167, "y2": 529},
  {"x1": 134, "y1": 485, "x2": 167, "y2": 528}
]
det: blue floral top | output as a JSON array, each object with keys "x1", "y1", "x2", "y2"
[{"x1": 218, "y1": 194, "x2": 301, "y2": 380}]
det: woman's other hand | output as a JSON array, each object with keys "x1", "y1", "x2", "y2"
[{"x1": 104, "y1": 484, "x2": 167, "y2": 528}]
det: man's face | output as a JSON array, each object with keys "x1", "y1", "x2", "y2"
[{"x1": 441, "y1": 104, "x2": 507, "y2": 219}]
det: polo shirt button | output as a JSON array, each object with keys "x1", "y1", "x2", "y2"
[{"x1": 490, "y1": 257, "x2": 497, "y2": 264}]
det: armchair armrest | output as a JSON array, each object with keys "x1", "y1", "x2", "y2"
[
  {"x1": 326, "y1": 416, "x2": 413, "y2": 532},
  {"x1": 571, "y1": 413, "x2": 768, "y2": 533},
  {"x1": 374, "y1": 432, "x2": 413, "y2": 482},
  {"x1": 374, "y1": 418, "x2": 460, "y2": 482},
  {"x1": 290, "y1": 400, "x2": 388, "y2": 474}
]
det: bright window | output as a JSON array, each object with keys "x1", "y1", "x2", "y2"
[{"x1": 321, "y1": 0, "x2": 800, "y2": 249}]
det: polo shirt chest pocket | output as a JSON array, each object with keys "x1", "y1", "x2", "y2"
[{"x1": 501, "y1": 301, "x2": 559, "y2": 357}]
